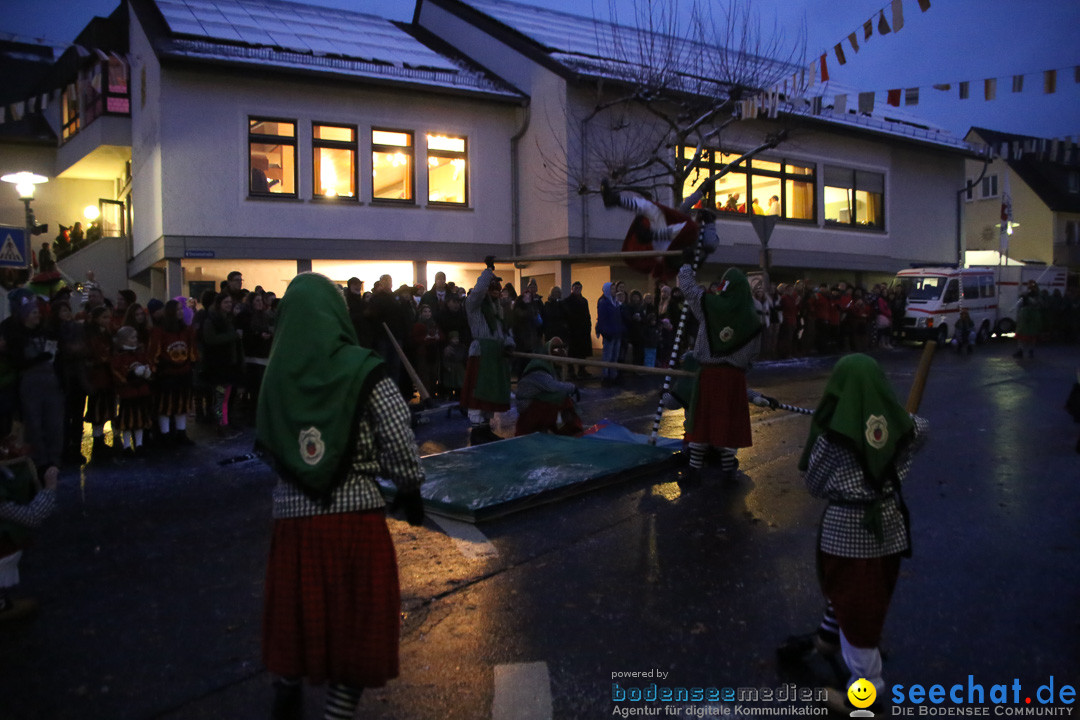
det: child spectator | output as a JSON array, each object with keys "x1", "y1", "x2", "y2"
[{"x1": 0, "y1": 440, "x2": 58, "y2": 621}]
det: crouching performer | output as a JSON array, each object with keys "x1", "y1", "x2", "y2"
[
  {"x1": 256, "y1": 273, "x2": 425, "y2": 720},
  {"x1": 514, "y1": 337, "x2": 583, "y2": 437},
  {"x1": 460, "y1": 256, "x2": 514, "y2": 445}
]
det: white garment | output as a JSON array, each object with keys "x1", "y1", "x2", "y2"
[
  {"x1": 840, "y1": 628, "x2": 884, "y2": 693},
  {"x1": 0, "y1": 550, "x2": 23, "y2": 588}
]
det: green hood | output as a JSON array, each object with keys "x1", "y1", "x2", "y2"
[
  {"x1": 702, "y1": 268, "x2": 762, "y2": 355},
  {"x1": 798, "y1": 353, "x2": 914, "y2": 486},
  {"x1": 255, "y1": 273, "x2": 384, "y2": 500}
]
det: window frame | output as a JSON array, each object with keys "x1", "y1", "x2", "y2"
[
  {"x1": 425, "y1": 133, "x2": 469, "y2": 207},
  {"x1": 248, "y1": 116, "x2": 298, "y2": 199},
  {"x1": 823, "y1": 165, "x2": 885, "y2": 230},
  {"x1": 980, "y1": 174, "x2": 999, "y2": 199},
  {"x1": 677, "y1": 147, "x2": 817, "y2": 223},
  {"x1": 371, "y1": 127, "x2": 415, "y2": 204},
  {"x1": 311, "y1": 121, "x2": 359, "y2": 202}
]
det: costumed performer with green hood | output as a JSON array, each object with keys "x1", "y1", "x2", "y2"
[
  {"x1": 799, "y1": 353, "x2": 928, "y2": 709},
  {"x1": 256, "y1": 273, "x2": 425, "y2": 720},
  {"x1": 514, "y1": 337, "x2": 583, "y2": 437},
  {"x1": 460, "y1": 256, "x2": 514, "y2": 445},
  {"x1": 676, "y1": 260, "x2": 763, "y2": 482}
]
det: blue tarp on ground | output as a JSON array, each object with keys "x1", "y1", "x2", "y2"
[{"x1": 381, "y1": 426, "x2": 681, "y2": 522}]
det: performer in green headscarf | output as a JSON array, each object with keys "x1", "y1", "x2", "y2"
[
  {"x1": 257, "y1": 273, "x2": 425, "y2": 720},
  {"x1": 677, "y1": 262, "x2": 762, "y2": 482},
  {"x1": 800, "y1": 353, "x2": 928, "y2": 709},
  {"x1": 514, "y1": 337, "x2": 583, "y2": 437},
  {"x1": 460, "y1": 256, "x2": 514, "y2": 445}
]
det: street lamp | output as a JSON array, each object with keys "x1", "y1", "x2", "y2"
[{"x1": 1, "y1": 171, "x2": 49, "y2": 268}]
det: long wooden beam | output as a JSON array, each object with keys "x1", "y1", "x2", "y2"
[{"x1": 509, "y1": 351, "x2": 696, "y2": 378}]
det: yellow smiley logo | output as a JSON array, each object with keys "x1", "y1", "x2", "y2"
[{"x1": 848, "y1": 678, "x2": 877, "y2": 709}]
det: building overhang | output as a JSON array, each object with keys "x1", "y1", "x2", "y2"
[{"x1": 56, "y1": 116, "x2": 131, "y2": 180}]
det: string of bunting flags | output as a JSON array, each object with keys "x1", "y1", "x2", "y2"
[
  {"x1": 0, "y1": 46, "x2": 130, "y2": 127},
  {"x1": 735, "y1": 0, "x2": 1079, "y2": 165}
]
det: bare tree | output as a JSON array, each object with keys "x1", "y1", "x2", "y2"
[{"x1": 542, "y1": 0, "x2": 807, "y2": 204}]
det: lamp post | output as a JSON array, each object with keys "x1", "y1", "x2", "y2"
[{"x1": 1, "y1": 171, "x2": 49, "y2": 269}]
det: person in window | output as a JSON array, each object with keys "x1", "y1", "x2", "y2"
[
  {"x1": 766, "y1": 195, "x2": 781, "y2": 216},
  {"x1": 257, "y1": 272, "x2": 424, "y2": 720},
  {"x1": 751, "y1": 198, "x2": 765, "y2": 215}
]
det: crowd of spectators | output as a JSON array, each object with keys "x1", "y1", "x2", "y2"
[{"x1": 1, "y1": 263, "x2": 1078, "y2": 471}]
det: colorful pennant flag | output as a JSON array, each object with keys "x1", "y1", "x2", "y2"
[
  {"x1": 891, "y1": 0, "x2": 905, "y2": 31},
  {"x1": 835, "y1": 42, "x2": 847, "y2": 66},
  {"x1": 887, "y1": 88, "x2": 901, "y2": 106},
  {"x1": 984, "y1": 78, "x2": 997, "y2": 101}
]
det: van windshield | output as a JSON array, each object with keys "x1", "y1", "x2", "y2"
[{"x1": 901, "y1": 276, "x2": 946, "y2": 301}]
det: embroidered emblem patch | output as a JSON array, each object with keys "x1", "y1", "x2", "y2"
[
  {"x1": 718, "y1": 326, "x2": 735, "y2": 343},
  {"x1": 864, "y1": 415, "x2": 888, "y2": 449},
  {"x1": 299, "y1": 426, "x2": 325, "y2": 466}
]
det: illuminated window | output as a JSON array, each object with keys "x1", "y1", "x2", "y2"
[
  {"x1": 61, "y1": 83, "x2": 79, "y2": 141},
  {"x1": 249, "y1": 118, "x2": 297, "y2": 197},
  {"x1": 824, "y1": 166, "x2": 883, "y2": 229},
  {"x1": 372, "y1": 129, "x2": 414, "y2": 202},
  {"x1": 426, "y1": 134, "x2": 468, "y2": 205},
  {"x1": 313, "y1": 123, "x2": 357, "y2": 199},
  {"x1": 678, "y1": 147, "x2": 816, "y2": 221}
]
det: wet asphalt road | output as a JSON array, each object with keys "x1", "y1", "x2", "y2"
[{"x1": 2, "y1": 339, "x2": 1078, "y2": 719}]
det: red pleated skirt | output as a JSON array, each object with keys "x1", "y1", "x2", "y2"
[
  {"x1": 818, "y1": 552, "x2": 902, "y2": 648},
  {"x1": 684, "y1": 364, "x2": 753, "y2": 448},
  {"x1": 262, "y1": 511, "x2": 400, "y2": 688}
]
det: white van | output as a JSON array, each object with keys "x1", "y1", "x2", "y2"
[
  {"x1": 895, "y1": 266, "x2": 997, "y2": 344},
  {"x1": 894, "y1": 264, "x2": 1067, "y2": 343}
]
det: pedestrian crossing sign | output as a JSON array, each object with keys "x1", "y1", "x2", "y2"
[{"x1": 0, "y1": 226, "x2": 28, "y2": 268}]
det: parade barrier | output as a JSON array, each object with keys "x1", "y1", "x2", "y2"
[{"x1": 380, "y1": 430, "x2": 681, "y2": 523}]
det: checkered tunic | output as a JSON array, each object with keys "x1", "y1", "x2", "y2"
[
  {"x1": 804, "y1": 415, "x2": 929, "y2": 558},
  {"x1": 271, "y1": 377, "x2": 424, "y2": 518}
]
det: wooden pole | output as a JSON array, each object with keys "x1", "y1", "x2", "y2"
[
  {"x1": 905, "y1": 340, "x2": 937, "y2": 413},
  {"x1": 509, "y1": 351, "x2": 696, "y2": 378},
  {"x1": 382, "y1": 322, "x2": 431, "y2": 401}
]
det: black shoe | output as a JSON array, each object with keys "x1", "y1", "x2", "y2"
[
  {"x1": 271, "y1": 680, "x2": 302, "y2": 720},
  {"x1": 677, "y1": 466, "x2": 702, "y2": 487},
  {"x1": 469, "y1": 425, "x2": 501, "y2": 446},
  {"x1": 600, "y1": 177, "x2": 620, "y2": 208}
]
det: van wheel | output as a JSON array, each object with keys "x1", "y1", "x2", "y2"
[
  {"x1": 934, "y1": 325, "x2": 949, "y2": 346},
  {"x1": 996, "y1": 318, "x2": 1015, "y2": 335},
  {"x1": 977, "y1": 323, "x2": 991, "y2": 344}
]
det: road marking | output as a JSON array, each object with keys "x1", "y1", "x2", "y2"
[
  {"x1": 492, "y1": 661, "x2": 552, "y2": 720},
  {"x1": 429, "y1": 515, "x2": 500, "y2": 559}
]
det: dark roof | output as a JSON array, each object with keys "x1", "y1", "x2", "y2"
[
  {"x1": 0, "y1": 41, "x2": 57, "y2": 145},
  {"x1": 969, "y1": 127, "x2": 1080, "y2": 214},
  {"x1": 134, "y1": 0, "x2": 522, "y2": 100},
  {"x1": 424, "y1": 0, "x2": 974, "y2": 154}
]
